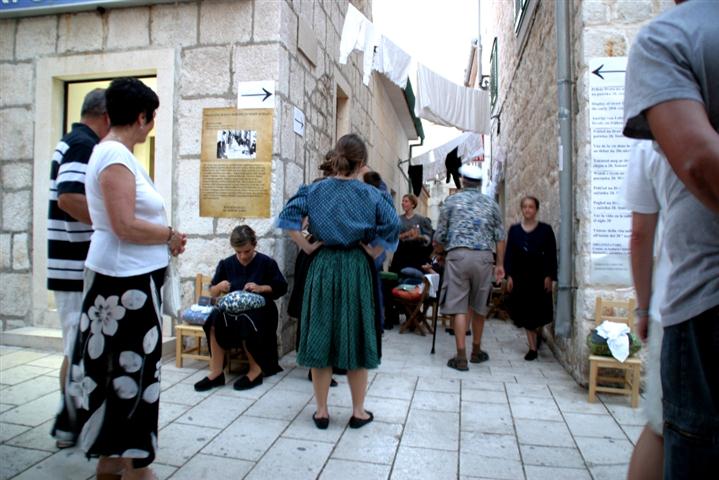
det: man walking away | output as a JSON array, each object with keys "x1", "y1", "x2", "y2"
[
  {"x1": 434, "y1": 164, "x2": 505, "y2": 371},
  {"x1": 47, "y1": 88, "x2": 109, "y2": 448}
]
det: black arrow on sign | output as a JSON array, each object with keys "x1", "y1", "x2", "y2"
[
  {"x1": 294, "y1": 117, "x2": 304, "y2": 128},
  {"x1": 241, "y1": 87, "x2": 272, "y2": 102},
  {"x1": 592, "y1": 64, "x2": 626, "y2": 80}
]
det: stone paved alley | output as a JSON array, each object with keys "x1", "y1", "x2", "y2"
[{"x1": 0, "y1": 319, "x2": 643, "y2": 480}]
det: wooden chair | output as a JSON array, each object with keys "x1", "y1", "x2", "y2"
[
  {"x1": 397, "y1": 276, "x2": 434, "y2": 336},
  {"x1": 175, "y1": 274, "x2": 213, "y2": 368},
  {"x1": 175, "y1": 274, "x2": 248, "y2": 372},
  {"x1": 588, "y1": 297, "x2": 642, "y2": 408}
]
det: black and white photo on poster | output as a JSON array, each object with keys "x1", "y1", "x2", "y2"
[{"x1": 216, "y1": 129, "x2": 257, "y2": 160}]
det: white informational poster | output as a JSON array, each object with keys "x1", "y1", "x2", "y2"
[{"x1": 588, "y1": 56, "x2": 632, "y2": 285}]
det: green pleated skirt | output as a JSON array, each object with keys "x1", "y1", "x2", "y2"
[{"x1": 297, "y1": 247, "x2": 379, "y2": 370}]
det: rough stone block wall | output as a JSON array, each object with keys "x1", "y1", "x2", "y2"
[
  {"x1": 0, "y1": 0, "x2": 400, "y2": 359},
  {"x1": 489, "y1": 0, "x2": 673, "y2": 382}
]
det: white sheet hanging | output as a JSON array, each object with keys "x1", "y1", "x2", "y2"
[
  {"x1": 415, "y1": 64, "x2": 490, "y2": 134},
  {"x1": 372, "y1": 36, "x2": 413, "y2": 89},
  {"x1": 338, "y1": 4, "x2": 380, "y2": 86},
  {"x1": 410, "y1": 132, "x2": 484, "y2": 182}
]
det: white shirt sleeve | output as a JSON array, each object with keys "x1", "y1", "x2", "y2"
[{"x1": 622, "y1": 140, "x2": 660, "y2": 214}]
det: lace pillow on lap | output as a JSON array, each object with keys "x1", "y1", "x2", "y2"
[{"x1": 217, "y1": 290, "x2": 266, "y2": 314}]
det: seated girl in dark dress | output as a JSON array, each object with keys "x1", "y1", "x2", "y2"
[{"x1": 194, "y1": 225, "x2": 287, "y2": 391}]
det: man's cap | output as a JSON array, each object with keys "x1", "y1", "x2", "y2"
[{"x1": 459, "y1": 164, "x2": 482, "y2": 181}]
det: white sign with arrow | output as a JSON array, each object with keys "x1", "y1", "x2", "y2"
[{"x1": 237, "y1": 80, "x2": 275, "y2": 109}]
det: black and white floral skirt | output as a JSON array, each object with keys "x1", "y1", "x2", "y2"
[{"x1": 52, "y1": 267, "x2": 165, "y2": 468}]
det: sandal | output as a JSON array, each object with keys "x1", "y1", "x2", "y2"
[{"x1": 447, "y1": 357, "x2": 469, "y2": 371}]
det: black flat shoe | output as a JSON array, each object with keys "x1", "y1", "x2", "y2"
[
  {"x1": 349, "y1": 410, "x2": 374, "y2": 429},
  {"x1": 233, "y1": 373, "x2": 263, "y2": 390},
  {"x1": 524, "y1": 349, "x2": 538, "y2": 361},
  {"x1": 194, "y1": 373, "x2": 225, "y2": 392},
  {"x1": 312, "y1": 412, "x2": 329, "y2": 429}
]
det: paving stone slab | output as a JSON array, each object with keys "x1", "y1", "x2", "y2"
[
  {"x1": 508, "y1": 396, "x2": 563, "y2": 422},
  {"x1": 246, "y1": 437, "x2": 333, "y2": 480},
  {"x1": 0, "y1": 444, "x2": 52, "y2": 480},
  {"x1": 7, "y1": 448, "x2": 93, "y2": 480},
  {"x1": 0, "y1": 376, "x2": 58, "y2": 405},
  {"x1": 514, "y1": 419, "x2": 574, "y2": 447},
  {"x1": 574, "y1": 436, "x2": 633, "y2": 466},
  {"x1": 368, "y1": 374, "x2": 417, "y2": 401},
  {"x1": 319, "y1": 459, "x2": 390, "y2": 480},
  {"x1": 283, "y1": 404, "x2": 352, "y2": 444},
  {"x1": 168, "y1": 453, "x2": 253, "y2": 479},
  {"x1": 563, "y1": 412, "x2": 627, "y2": 439},
  {"x1": 459, "y1": 451, "x2": 525, "y2": 480},
  {"x1": 524, "y1": 465, "x2": 591, "y2": 480},
  {"x1": 244, "y1": 387, "x2": 312, "y2": 421},
  {"x1": 402, "y1": 409, "x2": 459, "y2": 451},
  {"x1": 0, "y1": 366, "x2": 55, "y2": 386},
  {"x1": 461, "y1": 402, "x2": 513, "y2": 435},
  {"x1": 177, "y1": 393, "x2": 253, "y2": 429},
  {"x1": 519, "y1": 444, "x2": 585, "y2": 468},
  {"x1": 201, "y1": 415, "x2": 288, "y2": 462},
  {"x1": 391, "y1": 445, "x2": 458, "y2": 480},
  {"x1": 333, "y1": 421, "x2": 403, "y2": 465},
  {"x1": 0, "y1": 392, "x2": 59, "y2": 427},
  {"x1": 460, "y1": 431, "x2": 520, "y2": 461},
  {"x1": 4, "y1": 420, "x2": 59, "y2": 452},
  {"x1": 155, "y1": 422, "x2": 220, "y2": 467},
  {"x1": 411, "y1": 390, "x2": 460, "y2": 413}
]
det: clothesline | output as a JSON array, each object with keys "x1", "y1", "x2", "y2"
[{"x1": 339, "y1": 4, "x2": 490, "y2": 135}]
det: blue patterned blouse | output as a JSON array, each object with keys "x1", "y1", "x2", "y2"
[{"x1": 278, "y1": 178, "x2": 401, "y2": 252}]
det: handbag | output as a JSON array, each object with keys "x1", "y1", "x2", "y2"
[
  {"x1": 162, "y1": 257, "x2": 182, "y2": 317},
  {"x1": 217, "y1": 290, "x2": 266, "y2": 314}
]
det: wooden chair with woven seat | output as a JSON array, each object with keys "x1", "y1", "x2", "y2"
[
  {"x1": 588, "y1": 296, "x2": 642, "y2": 408},
  {"x1": 396, "y1": 276, "x2": 434, "y2": 335},
  {"x1": 175, "y1": 274, "x2": 213, "y2": 368},
  {"x1": 175, "y1": 274, "x2": 248, "y2": 373}
]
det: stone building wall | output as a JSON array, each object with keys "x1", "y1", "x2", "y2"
[
  {"x1": 0, "y1": 0, "x2": 413, "y2": 355},
  {"x1": 488, "y1": 0, "x2": 673, "y2": 382}
]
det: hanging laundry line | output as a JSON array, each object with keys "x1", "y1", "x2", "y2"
[
  {"x1": 339, "y1": 4, "x2": 490, "y2": 134},
  {"x1": 410, "y1": 132, "x2": 484, "y2": 182}
]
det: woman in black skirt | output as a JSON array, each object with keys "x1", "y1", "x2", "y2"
[
  {"x1": 52, "y1": 77, "x2": 187, "y2": 480},
  {"x1": 193, "y1": 225, "x2": 287, "y2": 392},
  {"x1": 504, "y1": 196, "x2": 557, "y2": 361}
]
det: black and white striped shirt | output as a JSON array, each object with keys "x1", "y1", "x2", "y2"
[{"x1": 47, "y1": 123, "x2": 98, "y2": 291}]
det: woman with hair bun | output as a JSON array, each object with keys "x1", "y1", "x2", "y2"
[
  {"x1": 279, "y1": 133, "x2": 400, "y2": 430},
  {"x1": 504, "y1": 196, "x2": 557, "y2": 361},
  {"x1": 193, "y1": 224, "x2": 287, "y2": 392}
]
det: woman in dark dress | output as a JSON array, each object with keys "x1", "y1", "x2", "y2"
[
  {"x1": 504, "y1": 196, "x2": 557, "y2": 361},
  {"x1": 194, "y1": 225, "x2": 287, "y2": 391}
]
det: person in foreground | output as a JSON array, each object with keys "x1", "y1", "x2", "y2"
[
  {"x1": 193, "y1": 225, "x2": 287, "y2": 392},
  {"x1": 278, "y1": 133, "x2": 400, "y2": 429},
  {"x1": 53, "y1": 77, "x2": 187, "y2": 480},
  {"x1": 435, "y1": 164, "x2": 505, "y2": 371},
  {"x1": 623, "y1": 140, "x2": 671, "y2": 480},
  {"x1": 503, "y1": 196, "x2": 557, "y2": 361},
  {"x1": 623, "y1": 1, "x2": 719, "y2": 476},
  {"x1": 47, "y1": 88, "x2": 110, "y2": 449}
]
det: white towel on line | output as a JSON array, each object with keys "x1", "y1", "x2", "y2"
[
  {"x1": 338, "y1": 4, "x2": 380, "y2": 85},
  {"x1": 415, "y1": 64, "x2": 491, "y2": 134},
  {"x1": 372, "y1": 35, "x2": 413, "y2": 89},
  {"x1": 596, "y1": 320, "x2": 631, "y2": 362}
]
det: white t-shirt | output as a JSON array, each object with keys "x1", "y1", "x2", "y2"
[
  {"x1": 621, "y1": 140, "x2": 672, "y2": 324},
  {"x1": 85, "y1": 141, "x2": 169, "y2": 277}
]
